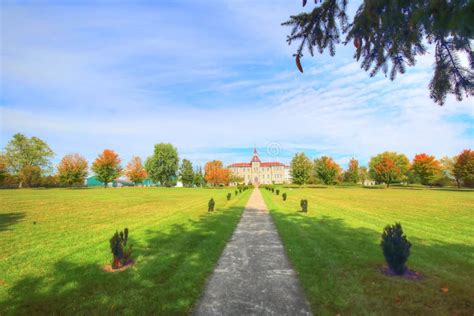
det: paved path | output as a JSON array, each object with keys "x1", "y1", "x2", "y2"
[{"x1": 193, "y1": 189, "x2": 312, "y2": 316}]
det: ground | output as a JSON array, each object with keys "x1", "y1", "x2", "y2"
[
  {"x1": 1, "y1": 186, "x2": 473, "y2": 314},
  {"x1": 0, "y1": 187, "x2": 250, "y2": 314},
  {"x1": 261, "y1": 186, "x2": 474, "y2": 315}
]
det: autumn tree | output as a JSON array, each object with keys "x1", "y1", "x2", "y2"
[
  {"x1": 314, "y1": 156, "x2": 342, "y2": 185},
  {"x1": 411, "y1": 153, "x2": 442, "y2": 186},
  {"x1": 204, "y1": 160, "x2": 230, "y2": 186},
  {"x1": 290, "y1": 152, "x2": 312, "y2": 185},
  {"x1": 369, "y1": 152, "x2": 409, "y2": 187},
  {"x1": 179, "y1": 159, "x2": 194, "y2": 187},
  {"x1": 343, "y1": 158, "x2": 359, "y2": 183},
  {"x1": 92, "y1": 149, "x2": 122, "y2": 188},
  {"x1": 57, "y1": 153, "x2": 88, "y2": 187},
  {"x1": 283, "y1": 0, "x2": 473, "y2": 105},
  {"x1": 453, "y1": 149, "x2": 474, "y2": 187},
  {"x1": 0, "y1": 154, "x2": 7, "y2": 184},
  {"x1": 125, "y1": 156, "x2": 147, "y2": 185},
  {"x1": 145, "y1": 143, "x2": 179, "y2": 187},
  {"x1": 4, "y1": 133, "x2": 54, "y2": 187}
]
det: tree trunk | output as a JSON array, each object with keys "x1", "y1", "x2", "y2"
[
  {"x1": 456, "y1": 178, "x2": 460, "y2": 188},
  {"x1": 386, "y1": 182, "x2": 390, "y2": 188}
]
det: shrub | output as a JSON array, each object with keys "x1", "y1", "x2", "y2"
[
  {"x1": 208, "y1": 198, "x2": 215, "y2": 212},
  {"x1": 227, "y1": 193, "x2": 231, "y2": 201},
  {"x1": 276, "y1": 189, "x2": 280, "y2": 195},
  {"x1": 381, "y1": 223, "x2": 412, "y2": 275},
  {"x1": 271, "y1": 188, "x2": 274, "y2": 193},
  {"x1": 110, "y1": 228, "x2": 132, "y2": 269},
  {"x1": 300, "y1": 199, "x2": 308, "y2": 212},
  {"x1": 282, "y1": 192, "x2": 287, "y2": 201},
  {"x1": 235, "y1": 190, "x2": 238, "y2": 196}
]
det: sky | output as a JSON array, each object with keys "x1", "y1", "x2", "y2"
[{"x1": 1, "y1": 0, "x2": 473, "y2": 169}]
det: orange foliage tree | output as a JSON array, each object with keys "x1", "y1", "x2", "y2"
[
  {"x1": 372, "y1": 156, "x2": 400, "y2": 187},
  {"x1": 453, "y1": 149, "x2": 474, "y2": 188},
  {"x1": 125, "y1": 156, "x2": 147, "y2": 185},
  {"x1": 204, "y1": 160, "x2": 230, "y2": 186},
  {"x1": 92, "y1": 149, "x2": 122, "y2": 187},
  {"x1": 57, "y1": 153, "x2": 88, "y2": 187},
  {"x1": 412, "y1": 153, "x2": 441, "y2": 186}
]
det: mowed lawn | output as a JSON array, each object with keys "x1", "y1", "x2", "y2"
[
  {"x1": 0, "y1": 187, "x2": 250, "y2": 314},
  {"x1": 261, "y1": 186, "x2": 474, "y2": 315}
]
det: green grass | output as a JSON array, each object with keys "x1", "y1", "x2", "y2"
[
  {"x1": 262, "y1": 186, "x2": 474, "y2": 315},
  {"x1": 0, "y1": 187, "x2": 250, "y2": 314}
]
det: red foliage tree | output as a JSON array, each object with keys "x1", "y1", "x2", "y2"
[{"x1": 453, "y1": 149, "x2": 474, "y2": 188}]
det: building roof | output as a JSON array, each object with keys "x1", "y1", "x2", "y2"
[{"x1": 227, "y1": 148, "x2": 289, "y2": 168}]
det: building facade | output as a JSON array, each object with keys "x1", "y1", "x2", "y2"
[{"x1": 228, "y1": 148, "x2": 291, "y2": 185}]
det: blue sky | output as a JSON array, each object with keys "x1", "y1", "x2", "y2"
[{"x1": 1, "y1": 0, "x2": 473, "y2": 169}]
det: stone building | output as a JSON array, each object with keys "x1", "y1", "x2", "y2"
[{"x1": 228, "y1": 148, "x2": 291, "y2": 185}]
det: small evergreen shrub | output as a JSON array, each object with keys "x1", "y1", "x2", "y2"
[
  {"x1": 271, "y1": 188, "x2": 274, "y2": 193},
  {"x1": 208, "y1": 198, "x2": 215, "y2": 212},
  {"x1": 276, "y1": 189, "x2": 280, "y2": 195},
  {"x1": 235, "y1": 190, "x2": 238, "y2": 196},
  {"x1": 110, "y1": 228, "x2": 133, "y2": 269},
  {"x1": 300, "y1": 199, "x2": 308, "y2": 212},
  {"x1": 227, "y1": 193, "x2": 231, "y2": 201},
  {"x1": 282, "y1": 193, "x2": 287, "y2": 201},
  {"x1": 381, "y1": 222, "x2": 412, "y2": 275}
]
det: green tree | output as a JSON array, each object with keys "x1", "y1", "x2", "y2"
[
  {"x1": 92, "y1": 149, "x2": 122, "y2": 188},
  {"x1": 145, "y1": 143, "x2": 179, "y2": 187},
  {"x1": 369, "y1": 152, "x2": 410, "y2": 187},
  {"x1": 4, "y1": 133, "x2": 54, "y2": 187},
  {"x1": 0, "y1": 154, "x2": 7, "y2": 184},
  {"x1": 440, "y1": 155, "x2": 459, "y2": 187},
  {"x1": 314, "y1": 156, "x2": 341, "y2": 185},
  {"x1": 290, "y1": 152, "x2": 312, "y2": 185},
  {"x1": 179, "y1": 159, "x2": 194, "y2": 187},
  {"x1": 193, "y1": 167, "x2": 205, "y2": 187},
  {"x1": 358, "y1": 166, "x2": 368, "y2": 185},
  {"x1": 283, "y1": 0, "x2": 473, "y2": 105}
]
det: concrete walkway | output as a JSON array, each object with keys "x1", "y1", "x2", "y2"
[{"x1": 193, "y1": 189, "x2": 312, "y2": 316}]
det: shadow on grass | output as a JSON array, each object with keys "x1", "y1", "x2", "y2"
[
  {"x1": 268, "y1": 211, "x2": 474, "y2": 314},
  {"x1": 3, "y1": 206, "x2": 245, "y2": 315},
  {"x1": 0, "y1": 212, "x2": 25, "y2": 231}
]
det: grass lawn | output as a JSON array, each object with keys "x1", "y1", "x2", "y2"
[
  {"x1": 261, "y1": 186, "x2": 474, "y2": 315},
  {"x1": 0, "y1": 187, "x2": 250, "y2": 314}
]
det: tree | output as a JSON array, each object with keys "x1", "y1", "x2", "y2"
[
  {"x1": 343, "y1": 158, "x2": 359, "y2": 183},
  {"x1": 283, "y1": 0, "x2": 473, "y2": 105},
  {"x1": 230, "y1": 172, "x2": 244, "y2": 185},
  {"x1": 179, "y1": 159, "x2": 194, "y2": 187},
  {"x1": 0, "y1": 154, "x2": 7, "y2": 184},
  {"x1": 193, "y1": 167, "x2": 205, "y2": 187},
  {"x1": 18, "y1": 165, "x2": 42, "y2": 187},
  {"x1": 453, "y1": 149, "x2": 474, "y2": 187},
  {"x1": 145, "y1": 143, "x2": 179, "y2": 187},
  {"x1": 440, "y1": 155, "x2": 459, "y2": 187},
  {"x1": 411, "y1": 153, "x2": 442, "y2": 186},
  {"x1": 369, "y1": 152, "x2": 409, "y2": 187},
  {"x1": 290, "y1": 152, "x2": 312, "y2": 185},
  {"x1": 125, "y1": 156, "x2": 147, "y2": 185},
  {"x1": 314, "y1": 156, "x2": 342, "y2": 185},
  {"x1": 4, "y1": 133, "x2": 54, "y2": 187},
  {"x1": 358, "y1": 166, "x2": 368, "y2": 185},
  {"x1": 92, "y1": 149, "x2": 122, "y2": 187},
  {"x1": 57, "y1": 153, "x2": 88, "y2": 187},
  {"x1": 204, "y1": 160, "x2": 230, "y2": 186}
]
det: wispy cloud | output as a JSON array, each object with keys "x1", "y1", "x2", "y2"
[{"x1": 1, "y1": 0, "x2": 473, "y2": 168}]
